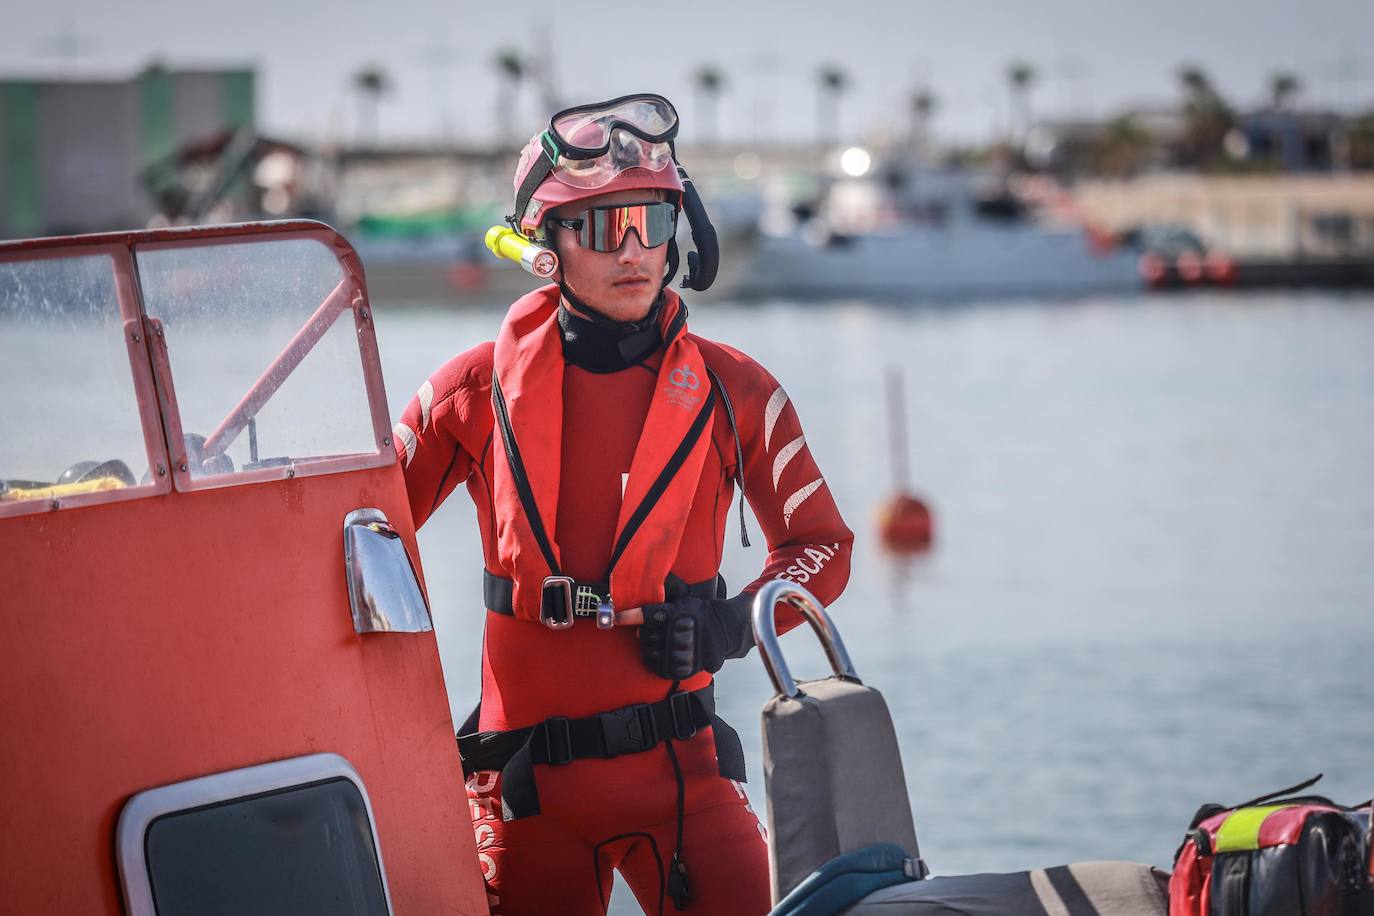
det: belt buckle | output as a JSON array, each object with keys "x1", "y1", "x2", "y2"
[
  {"x1": 540, "y1": 576, "x2": 575, "y2": 630},
  {"x1": 544, "y1": 716, "x2": 573, "y2": 765},
  {"x1": 668, "y1": 691, "x2": 697, "y2": 740},
  {"x1": 600, "y1": 703, "x2": 657, "y2": 757}
]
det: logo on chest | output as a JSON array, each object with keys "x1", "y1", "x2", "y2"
[{"x1": 664, "y1": 363, "x2": 702, "y2": 409}]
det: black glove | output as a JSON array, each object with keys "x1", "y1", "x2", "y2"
[{"x1": 638, "y1": 584, "x2": 755, "y2": 681}]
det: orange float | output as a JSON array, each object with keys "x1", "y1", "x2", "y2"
[
  {"x1": 1138, "y1": 252, "x2": 1169, "y2": 289},
  {"x1": 878, "y1": 367, "x2": 934, "y2": 552},
  {"x1": 878, "y1": 491, "x2": 934, "y2": 551},
  {"x1": 1205, "y1": 251, "x2": 1239, "y2": 286},
  {"x1": 1175, "y1": 250, "x2": 1206, "y2": 285}
]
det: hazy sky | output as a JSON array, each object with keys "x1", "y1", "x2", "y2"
[{"x1": 3, "y1": 0, "x2": 1372, "y2": 146}]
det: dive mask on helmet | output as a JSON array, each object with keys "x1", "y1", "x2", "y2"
[
  {"x1": 545, "y1": 201, "x2": 679, "y2": 252},
  {"x1": 542, "y1": 94, "x2": 680, "y2": 189},
  {"x1": 549, "y1": 95, "x2": 678, "y2": 153}
]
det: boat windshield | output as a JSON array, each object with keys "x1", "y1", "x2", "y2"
[
  {"x1": 136, "y1": 234, "x2": 384, "y2": 487},
  {"x1": 0, "y1": 223, "x2": 390, "y2": 515},
  {"x1": 0, "y1": 249, "x2": 156, "y2": 510}
]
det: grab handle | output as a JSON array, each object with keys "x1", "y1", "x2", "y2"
[{"x1": 752, "y1": 580, "x2": 859, "y2": 698}]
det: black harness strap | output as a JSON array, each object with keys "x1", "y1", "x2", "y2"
[
  {"x1": 510, "y1": 132, "x2": 560, "y2": 231},
  {"x1": 458, "y1": 683, "x2": 746, "y2": 821},
  {"x1": 491, "y1": 374, "x2": 562, "y2": 576},
  {"x1": 483, "y1": 569, "x2": 722, "y2": 619}
]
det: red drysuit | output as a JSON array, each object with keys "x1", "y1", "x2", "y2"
[{"x1": 395, "y1": 286, "x2": 852, "y2": 915}]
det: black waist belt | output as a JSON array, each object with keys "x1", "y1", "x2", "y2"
[
  {"x1": 482, "y1": 569, "x2": 724, "y2": 629},
  {"x1": 457, "y1": 683, "x2": 746, "y2": 821}
]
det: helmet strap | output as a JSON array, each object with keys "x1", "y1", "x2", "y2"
[{"x1": 511, "y1": 138, "x2": 559, "y2": 235}]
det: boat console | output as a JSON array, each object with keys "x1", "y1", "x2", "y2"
[{"x1": 753, "y1": 581, "x2": 1169, "y2": 915}]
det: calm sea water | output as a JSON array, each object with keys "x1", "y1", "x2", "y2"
[{"x1": 374, "y1": 291, "x2": 1374, "y2": 909}]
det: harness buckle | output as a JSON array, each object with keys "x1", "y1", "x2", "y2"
[
  {"x1": 668, "y1": 691, "x2": 697, "y2": 741},
  {"x1": 543, "y1": 716, "x2": 573, "y2": 765},
  {"x1": 600, "y1": 703, "x2": 658, "y2": 757},
  {"x1": 540, "y1": 576, "x2": 575, "y2": 630},
  {"x1": 572, "y1": 584, "x2": 617, "y2": 630},
  {"x1": 573, "y1": 584, "x2": 601, "y2": 618}
]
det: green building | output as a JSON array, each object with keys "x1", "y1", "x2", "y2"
[{"x1": 0, "y1": 66, "x2": 254, "y2": 238}]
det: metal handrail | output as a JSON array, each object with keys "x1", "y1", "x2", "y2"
[
  {"x1": 751, "y1": 580, "x2": 860, "y2": 698},
  {"x1": 202, "y1": 276, "x2": 354, "y2": 457}
]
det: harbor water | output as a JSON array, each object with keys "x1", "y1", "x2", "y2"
[{"x1": 375, "y1": 290, "x2": 1374, "y2": 909}]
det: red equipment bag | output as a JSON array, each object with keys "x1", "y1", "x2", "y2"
[{"x1": 1169, "y1": 775, "x2": 1374, "y2": 916}]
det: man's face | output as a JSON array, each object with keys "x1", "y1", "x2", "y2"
[{"x1": 551, "y1": 188, "x2": 671, "y2": 323}]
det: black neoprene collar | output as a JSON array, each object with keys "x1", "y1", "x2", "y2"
[{"x1": 557, "y1": 299, "x2": 664, "y2": 373}]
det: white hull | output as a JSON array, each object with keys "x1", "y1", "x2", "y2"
[{"x1": 733, "y1": 225, "x2": 1143, "y2": 301}]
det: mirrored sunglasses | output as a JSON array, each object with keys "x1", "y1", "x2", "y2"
[{"x1": 546, "y1": 201, "x2": 679, "y2": 252}]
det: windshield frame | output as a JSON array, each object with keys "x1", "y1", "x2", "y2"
[
  {"x1": 0, "y1": 239, "x2": 172, "y2": 519},
  {"x1": 0, "y1": 220, "x2": 393, "y2": 516},
  {"x1": 134, "y1": 224, "x2": 393, "y2": 493}
]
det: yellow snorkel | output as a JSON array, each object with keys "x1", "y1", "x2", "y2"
[{"x1": 485, "y1": 226, "x2": 559, "y2": 279}]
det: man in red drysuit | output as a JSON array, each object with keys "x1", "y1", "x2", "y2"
[{"x1": 393, "y1": 93, "x2": 852, "y2": 915}]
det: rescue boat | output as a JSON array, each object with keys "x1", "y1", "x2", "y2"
[{"x1": 0, "y1": 220, "x2": 490, "y2": 914}]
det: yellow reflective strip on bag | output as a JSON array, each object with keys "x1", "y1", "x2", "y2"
[{"x1": 1213, "y1": 805, "x2": 1294, "y2": 853}]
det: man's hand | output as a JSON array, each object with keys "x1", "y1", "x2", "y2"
[{"x1": 621, "y1": 591, "x2": 755, "y2": 681}]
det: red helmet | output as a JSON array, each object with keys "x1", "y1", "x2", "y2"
[{"x1": 511, "y1": 94, "x2": 685, "y2": 238}]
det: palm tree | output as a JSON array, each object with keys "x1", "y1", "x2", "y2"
[
  {"x1": 1177, "y1": 63, "x2": 1235, "y2": 169},
  {"x1": 493, "y1": 48, "x2": 526, "y2": 146},
  {"x1": 816, "y1": 64, "x2": 849, "y2": 145},
  {"x1": 693, "y1": 64, "x2": 726, "y2": 144},
  {"x1": 352, "y1": 66, "x2": 392, "y2": 145},
  {"x1": 910, "y1": 87, "x2": 938, "y2": 148},
  {"x1": 1006, "y1": 60, "x2": 1037, "y2": 146},
  {"x1": 1270, "y1": 72, "x2": 1301, "y2": 111},
  {"x1": 1179, "y1": 65, "x2": 1211, "y2": 100}
]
